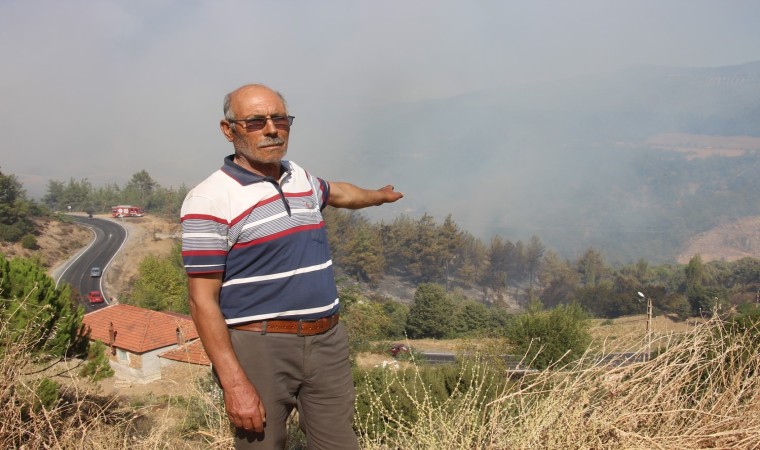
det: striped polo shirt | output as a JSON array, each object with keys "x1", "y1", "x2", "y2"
[{"x1": 180, "y1": 156, "x2": 339, "y2": 325}]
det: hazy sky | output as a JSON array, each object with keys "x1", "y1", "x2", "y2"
[{"x1": 2, "y1": 0, "x2": 760, "y2": 221}]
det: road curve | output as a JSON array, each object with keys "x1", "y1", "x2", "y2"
[{"x1": 56, "y1": 215, "x2": 128, "y2": 312}]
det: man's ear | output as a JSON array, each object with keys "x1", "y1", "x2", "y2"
[{"x1": 220, "y1": 120, "x2": 234, "y2": 142}]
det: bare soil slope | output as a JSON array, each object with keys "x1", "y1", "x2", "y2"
[
  {"x1": 677, "y1": 215, "x2": 760, "y2": 264},
  {"x1": 101, "y1": 214, "x2": 180, "y2": 300},
  {"x1": 0, "y1": 217, "x2": 92, "y2": 268}
]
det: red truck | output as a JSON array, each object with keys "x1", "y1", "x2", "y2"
[{"x1": 111, "y1": 205, "x2": 145, "y2": 218}]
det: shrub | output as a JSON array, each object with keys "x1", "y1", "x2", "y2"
[
  {"x1": 356, "y1": 318, "x2": 760, "y2": 449},
  {"x1": 354, "y1": 358, "x2": 507, "y2": 441},
  {"x1": 503, "y1": 303, "x2": 591, "y2": 370},
  {"x1": 20, "y1": 233, "x2": 38, "y2": 250},
  {"x1": 0, "y1": 254, "x2": 87, "y2": 358},
  {"x1": 0, "y1": 299, "x2": 128, "y2": 449},
  {"x1": 33, "y1": 378, "x2": 60, "y2": 413},
  {"x1": 79, "y1": 341, "x2": 115, "y2": 381},
  {"x1": 0, "y1": 222, "x2": 33, "y2": 242},
  {"x1": 405, "y1": 283, "x2": 454, "y2": 339}
]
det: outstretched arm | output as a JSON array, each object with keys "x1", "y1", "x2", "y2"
[{"x1": 327, "y1": 182, "x2": 403, "y2": 209}]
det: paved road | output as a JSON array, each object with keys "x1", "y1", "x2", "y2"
[
  {"x1": 419, "y1": 352, "x2": 533, "y2": 370},
  {"x1": 418, "y1": 351, "x2": 645, "y2": 370},
  {"x1": 55, "y1": 215, "x2": 127, "y2": 312}
]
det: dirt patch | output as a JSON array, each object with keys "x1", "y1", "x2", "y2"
[
  {"x1": 101, "y1": 214, "x2": 181, "y2": 300},
  {"x1": 644, "y1": 133, "x2": 760, "y2": 159},
  {"x1": 677, "y1": 216, "x2": 760, "y2": 264},
  {"x1": 0, "y1": 217, "x2": 92, "y2": 269},
  {"x1": 95, "y1": 363, "x2": 211, "y2": 399},
  {"x1": 590, "y1": 314, "x2": 702, "y2": 353}
]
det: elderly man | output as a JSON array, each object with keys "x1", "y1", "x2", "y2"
[{"x1": 181, "y1": 84, "x2": 403, "y2": 449}]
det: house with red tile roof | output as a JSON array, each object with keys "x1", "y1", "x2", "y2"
[{"x1": 82, "y1": 304, "x2": 209, "y2": 381}]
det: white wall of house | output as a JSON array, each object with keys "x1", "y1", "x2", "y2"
[{"x1": 108, "y1": 345, "x2": 176, "y2": 383}]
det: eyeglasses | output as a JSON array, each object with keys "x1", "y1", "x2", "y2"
[{"x1": 228, "y1": 115, "x2": 295, "y2": 132}]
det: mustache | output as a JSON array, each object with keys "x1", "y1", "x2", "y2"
[{"x1": 259, "y1": 137, "x2": 285, "y2": 147}]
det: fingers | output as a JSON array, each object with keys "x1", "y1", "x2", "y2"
[
  {"x1": 223, "y1": 380, "x2": 267, "y2": 432},
  {"x1": 244, "y1": 415, "x2": 265, "y2": 433},
  {"x1": 259, "y1": 402, "x2": 267, "y2": 425},
  {"x1": 225, "y1": 394, "x2": 266, "y2": 432},
  {"x1": 380, "y1": 185, "x2": 404, "y2": 201},
  {"x1": 230, "y1": 409, "x2": 266, "y2": 433}
]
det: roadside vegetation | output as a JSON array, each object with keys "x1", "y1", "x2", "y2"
[{"x1": 2, "y1": 264, "x2": 759, "y2": 449}]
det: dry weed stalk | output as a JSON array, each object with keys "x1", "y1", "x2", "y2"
[
  {"x1": 0, "y1": 294, "x2": 136, "y2": 449},
  {"x1": 358, "y1": 318, "x2": 760, "y2": 450},
  {"x1": 5, "y1": 294, "x2": 759, "y2": 450}
]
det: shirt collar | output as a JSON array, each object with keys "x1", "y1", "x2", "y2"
[{"x1": 221, "y1": 155, "x2": 292, "y2": 185}]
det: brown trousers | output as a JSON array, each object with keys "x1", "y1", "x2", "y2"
[{"x1": 227, "y1": 322, "x2": 359, "y2": 450}]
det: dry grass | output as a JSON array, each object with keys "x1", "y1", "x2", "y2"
[
  {"x1": 589, "y1": 314, "x2": 701, "y2": 353},
  {"x1": 0, "y1": 294, "x2": 231, "y2": 449},
  {"x1": 357, "y1": 317, "x2": 760, "y2": 449},
  {"x1": 0, "y1": 306, "x2": 123, "y2": 449},
  {"x1": 4, "y1": 311, "x2": 759, "y2": 449}
]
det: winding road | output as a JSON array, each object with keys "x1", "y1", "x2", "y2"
[{"x1": 55, "y1": 215, "x2": 128, "y2": 312}]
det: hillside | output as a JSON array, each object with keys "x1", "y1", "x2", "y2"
[
  {"x1": 0, "y1": 214, "x2": 179, "y2": 300},
  {"x1": 350, "y1": 61, "x2": 760, "y2": 263},
  {"x1": 677, "y1": 215, "x2": 760, "y2": 264},
  {"x1": 2, "y1": 213, "x2": 758, "y2": 301},
  {"x1": 0, "y1": 217, "x2": 91, "y2": 269}
]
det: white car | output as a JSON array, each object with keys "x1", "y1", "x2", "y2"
[{"x1": 90, "y1": 267, "x2": 102, "y2": 277}]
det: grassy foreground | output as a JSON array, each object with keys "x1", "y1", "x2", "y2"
[{"x1": 2, "y1": 315, "x2": 759, "y2": 449}]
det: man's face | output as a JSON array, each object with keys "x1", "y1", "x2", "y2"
[{"x1": 222, "y1": 86, "x2": 290, "y2": 169}]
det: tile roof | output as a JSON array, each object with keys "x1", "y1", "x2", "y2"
[
  {"x1": 82, "y1": 304, "x2": 199, "y2": 354},
  {"x1": 159, "y1": 339, "x2": 211, "y2": 366}
]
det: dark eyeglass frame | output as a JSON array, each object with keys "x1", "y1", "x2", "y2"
[{"x1": 228, "y1": 115, "x2": 295, "y2": 132}]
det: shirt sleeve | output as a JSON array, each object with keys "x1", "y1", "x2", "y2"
[
  {"x1": 315, "y1": 177, "x2": 330, "y2": 210},
  {"x1": 180, "y1": 194, "x2": 229, "y2": 275}
]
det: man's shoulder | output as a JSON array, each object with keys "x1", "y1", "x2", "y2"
[
  {"x1": 192, "y1": 168, "x2": 229, "y2": 188},
  {"x1": 185, "y1": 169, "x2": 231, "y2": 198}
]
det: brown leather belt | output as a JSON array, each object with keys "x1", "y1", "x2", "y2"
[{"x1": 229, "y1": 313, "x2": 339, "y2": 336}]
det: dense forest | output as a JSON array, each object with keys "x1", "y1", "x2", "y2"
[{"x1": 322, "y1": 207, "x2": 760, "y2": 320}]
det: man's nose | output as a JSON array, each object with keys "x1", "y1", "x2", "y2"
[{"x1": 262, "y1": 117, "x2": 279, "y2": 135}]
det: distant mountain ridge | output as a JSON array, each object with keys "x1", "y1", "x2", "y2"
[{"x1": 349, "y1": 61, "x2": 760, "y2": 264}]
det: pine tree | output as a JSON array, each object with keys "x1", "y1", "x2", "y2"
[
  {"x1": 0, "y1": 254, "x2": 86, "y2": 358},
  {"x1": 405, "y1": 283, "x2": 454, "y2": 339},
  {"x1": 128, "y1": 246, "x2": 189, "y2": 313}
]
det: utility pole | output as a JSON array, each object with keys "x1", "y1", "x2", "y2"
[
  {"x1": 646, "y1": 295, "x2": 652, "y2": 361},
  {"x1": 638, "y1": 292, "x2": 653, "y2": 362}
]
